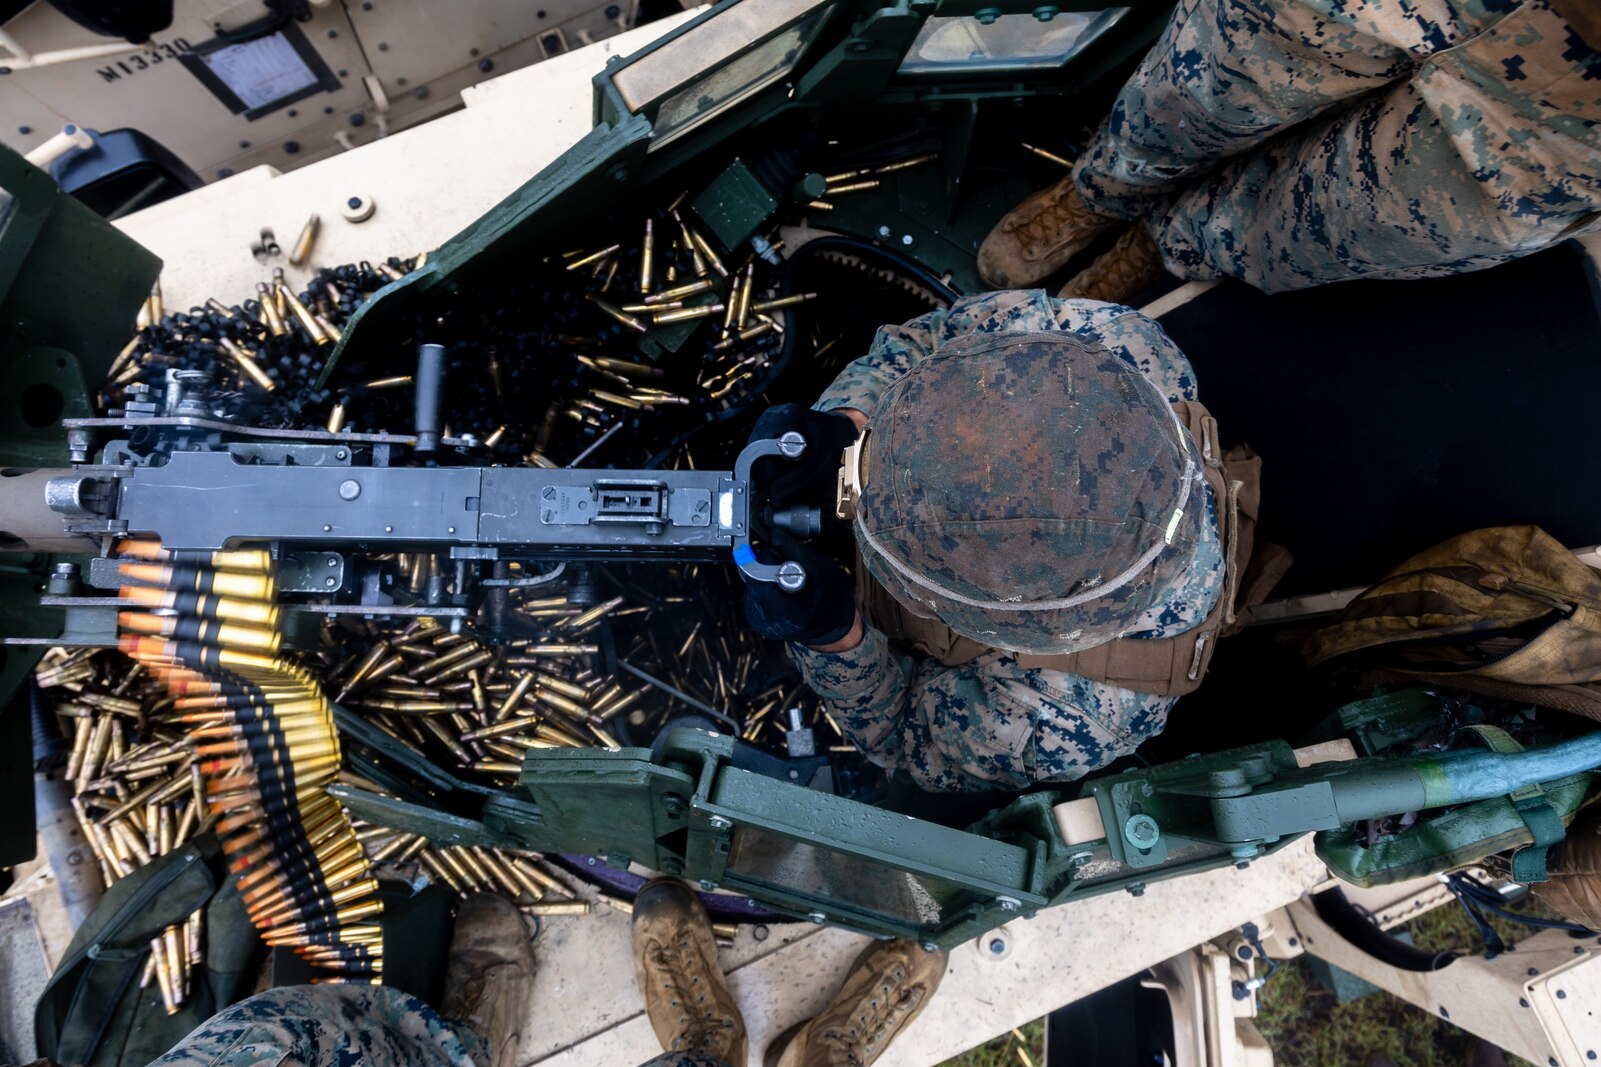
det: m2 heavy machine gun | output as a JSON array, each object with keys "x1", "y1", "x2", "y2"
[{"x1": 4, "y1": 0, "x2": 1600, "y2": 958}]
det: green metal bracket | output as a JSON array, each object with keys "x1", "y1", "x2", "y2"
[
  {"x1": 1084, "y1": 742, "x2": 1302, "y2": 868},
  {"x1": 316, "y1": 694, "x2": 1601, "y2": 947},
  {"x1": 791, "y1": 3, "x2": 929, "y2": 106},
  {"x1": 1303, "y1": 688, "x2": 1448, "y2": 754}
]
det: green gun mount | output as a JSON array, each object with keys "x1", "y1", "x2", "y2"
[{"x1": 331, "y1": 691, "x2": 1598, "y2": 948}]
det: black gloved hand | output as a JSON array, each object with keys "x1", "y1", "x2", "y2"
[
  {"x1": 742, "y1": 531, "x2": 857, "y2": 647},
  {"x1": 749, "y1": 404, "x2": 860, "y2": 508}
]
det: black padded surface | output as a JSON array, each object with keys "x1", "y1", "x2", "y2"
[{"x1": 1156, "y1": 242, "x2": 1601, "y2": 597}]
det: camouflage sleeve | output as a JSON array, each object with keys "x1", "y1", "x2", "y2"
[
  {"x1": 815, "y1": 290, "x2": 1198, "y2": 413},
  {"x1": 1049, "y1": 299, "x2": 1198, "y2": 402},
  {"x1": 791, "y1": 627, "x2": 1176, "y2": 792},
  {"x1": 814, "y1": 309, "x2": 942, "y2": 415}
]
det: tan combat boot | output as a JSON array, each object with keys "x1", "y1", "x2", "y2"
[
  {"x1": 768, "y1": 940, "x2": 949, "y2": 1067},
  {"x1": 977, "y1": 176, "x2": 1121, "y2": 288},
  {"x1": 1057, "y1": 225, "x2": 1169, "y2": 305},
  {"x1": 633, "y1": 878, "x2": 749, "y2": 1064},
  {"x1": 440, "y1": 894, "x2": 536, "y2": 1067}
]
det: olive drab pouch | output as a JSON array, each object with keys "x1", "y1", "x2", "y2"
[
  {"x1": 1304, "y1": 526, "x2": 1601, "y2": 721},
  {"x1": 33, "y1": 834, "x2": 261, "y2": 1067}
]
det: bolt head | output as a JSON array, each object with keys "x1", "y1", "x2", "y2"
[
  {"x1": 338, "y1": 479, "x2": 361, "y2": 500},
  {"x1": 708, "y1": 815, "x2": 733, "y2": 831},
  {"x1": 325, "y1": 577, "x2": 337, "y2": 587},
  {"x1": 699, "y1": 879, "x2": 718, "y2": 891},
  {"x1": 877, "y1": 225, "x2": 893, "y2": 239},
  {"x1": 808, "y1": 911, "x2": 827, "y2": 924},
  {"x1": 920, "y1": 940, "x2": 939, "y2": 952}
]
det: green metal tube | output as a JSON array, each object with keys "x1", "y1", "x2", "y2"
[
  {"x1": 1322, "y1": 732, "x2": 1601, "y2": 826},
  {"x1": 1413, "y1": 732, "x2": 1601, "y2": 808}
]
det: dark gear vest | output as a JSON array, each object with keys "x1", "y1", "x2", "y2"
[{"x1": 859, "y1": 399, "x2": 1282, "y2": 696}]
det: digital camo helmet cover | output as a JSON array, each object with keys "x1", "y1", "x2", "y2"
[{"x1": 854, "y1": 331, "x2": 1204, "y2": 655}]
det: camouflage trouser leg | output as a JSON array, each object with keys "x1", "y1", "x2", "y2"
[
  {"x1": 145, "y1": 985, "x2": 732, "y2": 1067},
  {"x1": 147, "y1": 985, "x2": 491, "y2": 1067},
  {"x1": 1076, "y1": 0, "x2": 1601, "y2": 292}
]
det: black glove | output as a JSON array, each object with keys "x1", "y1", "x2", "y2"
[
  {"x1": 742, "y1": 531, "x2": 857, "y2": 646},
  {"x1": 749, "y1": 404, "x2": 859, "y2": 508}
]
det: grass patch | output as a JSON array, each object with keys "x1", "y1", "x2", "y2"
[
  {"x1": 941, "y1": 1019, "x2": 1045, "y2": 1067},
  {"x1": 1258, "y1": 890, "x2": 1556, "y2": 1067}
]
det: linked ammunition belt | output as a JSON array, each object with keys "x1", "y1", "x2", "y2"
[{"x1": 113, "y1": 539, "x2": 385, "y2": 984}]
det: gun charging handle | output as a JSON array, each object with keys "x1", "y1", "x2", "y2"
[
  {"x1": 414, "y1": 343, "x2": 446, "y2": 454},
  {"x1": 732, "y1": 430, "x2": 809, "y2": 593}
]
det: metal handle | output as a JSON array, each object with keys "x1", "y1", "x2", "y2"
[{"x1": 732, "y1": 431, "x2": 809, "y2": 592}]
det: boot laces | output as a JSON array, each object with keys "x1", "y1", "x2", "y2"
[
  {"x1": 816, "y1": 965, "x2": 929, "y2": 1065},
  {"x1": 1061, "y1": 227, "x2": 1164, "y2": 302},
  {"x1": 1009, "y1": 186, "x2": 1092, "y2": 252},
  {"x1": 649, "y1": 934, "x2": 734, "y2": 1054}
]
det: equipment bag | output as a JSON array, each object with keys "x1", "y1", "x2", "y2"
[
  {"x1": 1304, "y1": 525, "x2": 1601, "y2": 720},
  {"x1": 33, "y1": 835, "x2": 260, "y2": 1067}
]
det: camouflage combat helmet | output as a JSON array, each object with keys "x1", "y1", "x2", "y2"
[{"x1": 854, "y1": 331, "x2": 1204, "y2": 655}]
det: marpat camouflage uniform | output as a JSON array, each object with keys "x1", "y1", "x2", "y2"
[
  {"x1": 794, "y1": 290, "x2": 1224, "y2": 793},
  {"x1": 148, "y1": 986, "x2": 490, "y2": 1067},
  {"x1": 1077, "y1": 0, "x2": 1601, "y2": 293},
  {"x1": 146, "y1": 985, "x2": 728, "y2": 1067}
]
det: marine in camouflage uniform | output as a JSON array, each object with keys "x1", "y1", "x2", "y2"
[
  {"x1": 984, "y1": 0, "x2": 1601, "y2": 296},
  {"x1": 144, "y1": 984, "x2": 722, "y2": 1067},
  {"x1": 785, "y1": 289, "x2": 1226, "y2": 793}
]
